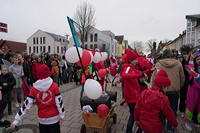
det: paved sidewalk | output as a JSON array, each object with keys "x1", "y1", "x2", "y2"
[{"x1": 0, "y1": 82, "x2": 199, "y2": 133}]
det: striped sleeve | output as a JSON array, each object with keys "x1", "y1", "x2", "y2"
[
  {"x1": 55, "y1": 93, "x2": 65, "y2": 119},
  {"x1": 12, "y1": 96, "x2": 34, "y2": 125}
]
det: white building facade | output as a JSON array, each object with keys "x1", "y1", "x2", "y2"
[
  {"x1": 169, "y1": 31, "x2": 186, "y2": 50},
  {"x1": 186, "y1": 15, "x2": 200, "y2": 47},
  {"x1": 27, "y1": 30, "x2": 69, "y2": 55},
  {"x1": 69, "y1": 27, "x2": 119, "y2": 56}
]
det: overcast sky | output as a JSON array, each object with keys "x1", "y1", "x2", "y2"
[{"x1": 0, "y1": 0, "x2": 200, "y2": 44}]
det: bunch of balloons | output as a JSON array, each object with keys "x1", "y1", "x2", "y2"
[{"x1": 65, "y1": 46, "x2": 108, "y2": 67}]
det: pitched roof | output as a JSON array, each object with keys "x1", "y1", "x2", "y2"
[
  {"x1": 0, "y1": 40, "x2": 26, "y2": 52},
  {"x1": 45, "y1": 32, "x2": 65, "y2": 41},
  {"x1": 115, "y1": 35, "x2": 124, "y2": 44}
]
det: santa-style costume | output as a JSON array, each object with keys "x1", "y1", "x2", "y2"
[
  {"x1": 120, "y1": 50, "x2": 143, "y2": 133},
  {"x1": 134, "y1": 70, "x2": 178, "y2": 133},
  {"x1": 12, "y1": 64, "x2": 65, "y2": 133}
]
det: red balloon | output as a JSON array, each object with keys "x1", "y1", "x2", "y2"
[
  {"x1": 97, "y1": 104, "x2": 109, "y2": 117},
  {"x1": 98, "y1": 69, "x2": 107, "y2": 78},
  {"x1": 77, "y1": 50, "x2": 91, "y2": 67}
]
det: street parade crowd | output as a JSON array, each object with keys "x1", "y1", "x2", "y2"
[{"x1": 0, "y1": 45, "x2": 200, "y2": 133}]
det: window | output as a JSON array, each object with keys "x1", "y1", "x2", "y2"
[
  {"x1": 57, "y1": 46, "x2": 59, "y2": 53},
  {"x1": 85, "y1": 34, "x2": 88, "y2": 42},
  {"x1": 33, "y1": 38, "x2": 35, "y2": 44},
  {"x1": 94, "y1": 44, "x2": 98, "y2": 49},
  {"x1": 102, "y1": 44, "x2": 106, "y2": 52},
  {"x1": 90, "y1": 44, "x2": 93, "y2": 49},
  {"x1": 36, "y1": 46, "x2": 38, "y2": 53},
  {"x1": 59, "y1": 38, "x2": 61, "y2": 42},
  {"x1": 40, "y1": 37, "x2": 42, "y2": 44},
  {"x1": 85, "y1": 44, "x2": 88, "y2": 49},
  {"x1": 33, "y1": 46, "x2": 35, "y2": 53},
  {"x1": 40, "y1": 46, "x2": 42, "y2": 52},
  {"x1": 63, "y1": 39, "x2": 65, "y2": 42},
  {"x1": 43, "y1": 46, "x2": 46, "y2": 53},
  {"x1": 61, "y1": 47, "x2": 64, "y2": 54},
  {"x1": 48, "y1": 46, "x2": 51, "y2": 53},
  {"x1": 29, "y1": 47, "x2": 31, "y2": 53},
  {"x1": 94, "y1": 33, "x2": 98, "y2": 42},
  {"x1": 43, "y1": 37, "x2": 46, "y2": 44},
  {"x1": 90, "y1": 34, "x2": 93, "y2": 42},
  {"x1": 36, "y1": 38, "x2": 39, "y2": 44}
]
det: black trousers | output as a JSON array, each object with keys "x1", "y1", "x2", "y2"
[
  {"x1": 179, "y1": 83, "x2": 189, "y2": 112},
  {"x1": 0, "y1": 93, "x2": 9, "y2": 120},
  {"x1": 39, "y1": 122, "x2": 60, "y2": 133},
  {"x1": 7, "y1": 92, "x2": 12, "y2": 114}
]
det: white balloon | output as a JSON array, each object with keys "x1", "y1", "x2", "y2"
[
  {"x1": 93, "y1": 52, "x2": 101, "y2": 63},
  {"x1": 84, "y1": 79, "x2": 102, "y2": 100},
  {"x1": 65, "y1": 47, "x2": 83, "y2": 63},
  {"x1": 101, "y1": 52, "x2": 108, "y2": 61},
  {"x1": 88, "y1": 51, "x2": 94, "y2": 63}
]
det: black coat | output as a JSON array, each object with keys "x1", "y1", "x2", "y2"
[{"x1": 0, "y1": 73, "x2": 16, "y2": 93}]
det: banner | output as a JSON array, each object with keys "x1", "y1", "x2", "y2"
[{"x1": 0, "y1": 22, "x2": 8, "y2": 33}]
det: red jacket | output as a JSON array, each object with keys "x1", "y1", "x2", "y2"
[
  {"x1": 134, "y1": 86, "x2": 178, "y2": 133},
  {"x1": 121, "y1": 64, "x2": 143, "y2": 103}
]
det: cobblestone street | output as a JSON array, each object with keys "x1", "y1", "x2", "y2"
[{"x1": 0, "y1": 82, "x2": 199, "y2": 133}]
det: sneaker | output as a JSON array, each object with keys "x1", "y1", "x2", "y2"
[{"x1": 185, "y1": 122, "x2": 193, "y2": 131}]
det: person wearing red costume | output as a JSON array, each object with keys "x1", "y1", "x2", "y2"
[
  {"x1": 134, "y1": 70, "x2": 180, "y2": 133},
  {"x1": 121, "y1": 50, "x2": 143, "y2": 133}
]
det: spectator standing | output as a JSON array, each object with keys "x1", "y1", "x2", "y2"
[
  {"x1": 152, "y1": 49, "x2": 185, "y2": 133},
  {"x1": 9, "y1": 57, "x2": 24, "y2": 108}
]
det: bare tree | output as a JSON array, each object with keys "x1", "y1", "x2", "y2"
[
  {"x1": 130, "y1": 41, "x2": 144, "y2": 51},
  {"x1": 74, "y1": 1, "x2": 95, "y2": 48},
  {"x1": 145, "y1": 39, "x2": 157, "y2": 52}
]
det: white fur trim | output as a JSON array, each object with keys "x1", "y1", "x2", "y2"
[
  {"x1": 38, "y1": 115, "x2": 60, "y2": 125},
  {"x1": 33, "y1": 77, "x2": 53, "y2": 92}
]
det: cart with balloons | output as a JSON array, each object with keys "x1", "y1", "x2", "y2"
[
  {"x1": 65, "y1": 46, "x2": 117, "y2": 133},
  {"x1": 66, "y1": 17, "x2": 118, "y2": 133}
]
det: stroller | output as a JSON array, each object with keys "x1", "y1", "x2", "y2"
[{"x1": 80, "y1": 91, "x2": 117, "y2": 133}]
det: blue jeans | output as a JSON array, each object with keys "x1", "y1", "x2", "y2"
[
  {"x1": 166, "y1": 93, "x2": 179, "y2": 132},
  {"x1": 126, "y1": 103, "x2": 142, "y2": 133}
]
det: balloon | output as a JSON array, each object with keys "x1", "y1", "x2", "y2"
[
  {"x1": 97, "y1": 104, "x2": 109, "y2": 117},
  {"x1": 81, "y1": 50, "x2": 92, "y2": 67},
  {"x1": 93, "y1": 52, "x2": 101, "y2": 63},
  {"x1": 65, "y1": 47, "x2": 82, "y2": 63},
  {"x1": 101, "y1": 52, "x2": 108, "y2": 61},
  {"x1": 98, "y1": 69, "x2": 107, "y2": 78},
  {"x1": 88, "y1": 51, "x2": 94, "y2": 63},
  {"x1": 84, "y1": 79, "x2": 102, "y2": 100}
]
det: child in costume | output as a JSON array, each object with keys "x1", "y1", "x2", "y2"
[
  {"x1": 134, "y1": 70, "x2": 179, "y2": 133},
  {"x1": 11, "y1": 64, "x2": 65, "y2": 133}
]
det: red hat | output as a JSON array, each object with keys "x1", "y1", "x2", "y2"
[
  {"x1": 126, "y1": 50, "x2": 138, "y2": 62},
  {"x1": 154, "y1": 70, "x2": 171, "y2": 87},
  {"x1": 37, "y1": 64, "x2": 51, "y2": 80}
]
